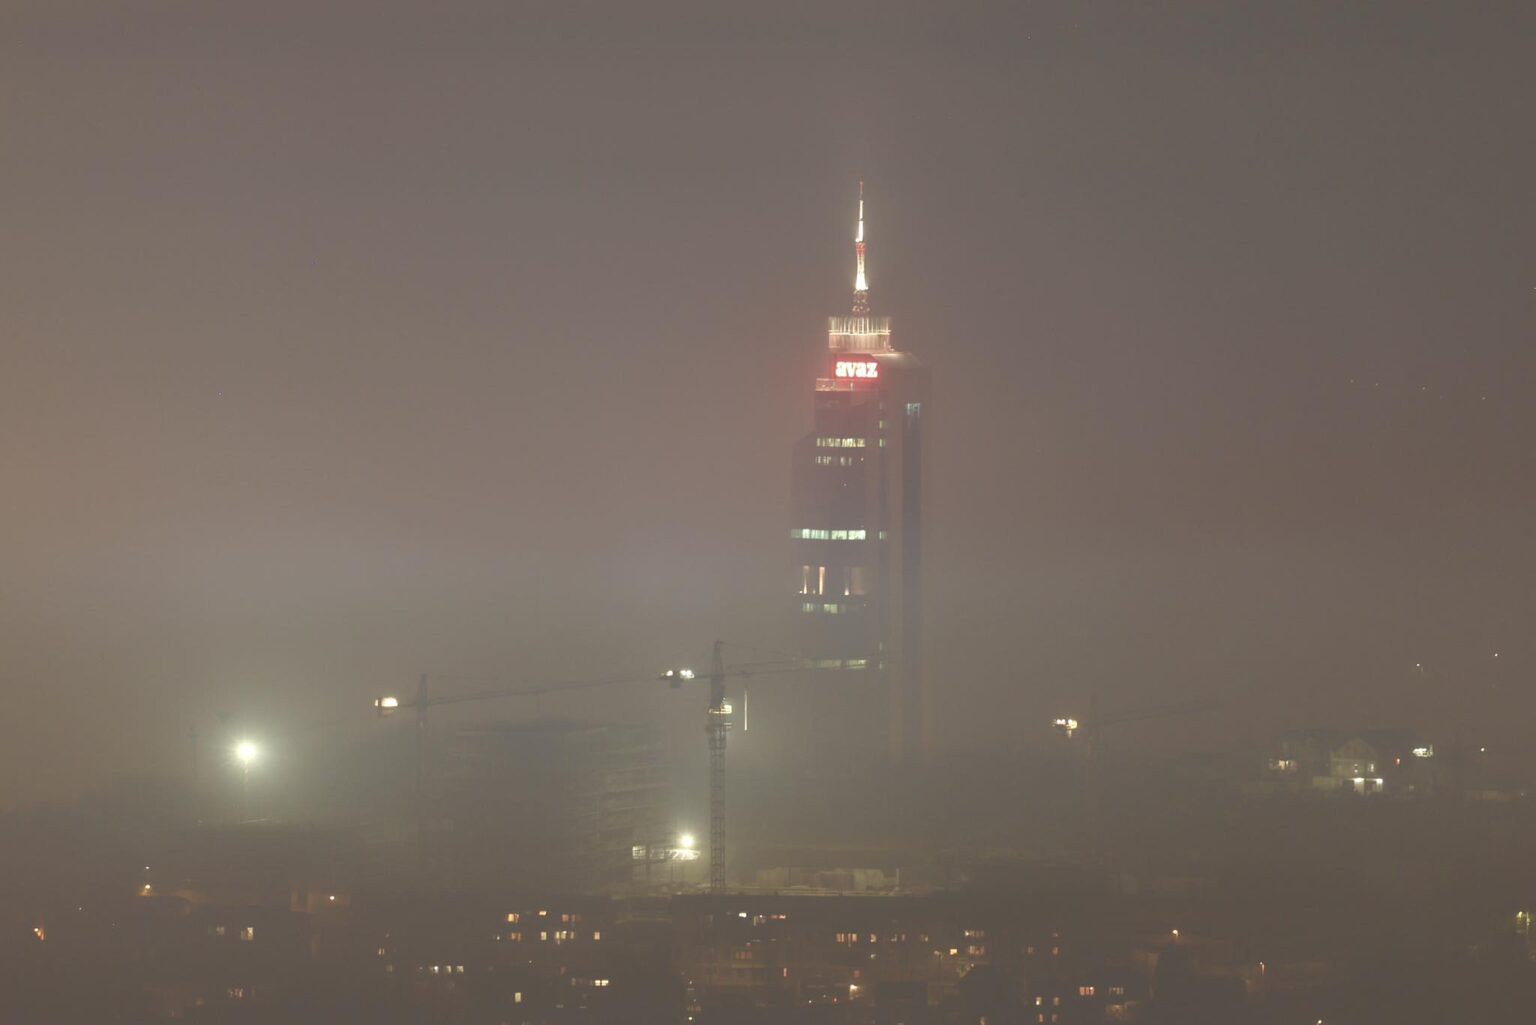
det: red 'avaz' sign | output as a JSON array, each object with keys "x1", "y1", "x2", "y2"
[{"x1": 834, "y1": 360, "x2": 879, "y2": 379}]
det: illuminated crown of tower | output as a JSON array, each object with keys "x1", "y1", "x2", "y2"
[
  {"x1": 828, "y1": 181, "x2": 892, "y2": 353},
  {"x1": 852, "y1": 181, "x2": 870, "y2": 315}
]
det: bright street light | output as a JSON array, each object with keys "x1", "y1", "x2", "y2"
[
  {"x1": 232, "y1": 739, "x2": 261, "y2": 822},
  {"x1": 679, "y1": 832, "x2": 696, "y2": 850}
]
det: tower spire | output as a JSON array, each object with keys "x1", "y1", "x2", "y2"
[{"x1": 852, "y1": 181, "x2": 870, "y2": 314}]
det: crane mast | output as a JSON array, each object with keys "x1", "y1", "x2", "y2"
[{"x1": 705, "y1": 640, "x2": 728, "y2": 891}]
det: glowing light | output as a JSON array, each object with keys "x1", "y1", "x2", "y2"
[
  {"x1": 679, "y1": 833, "x2": 696, "y2": 849},
  {"x1": 834, "y1": 360, "x2": 879, "y2": 379},
  {"x1": 233, "y1": 740, "x2": 260, "y2": 767},
  {"x1": 376, "y1": 696, "x2": 400, "y2": 710}
]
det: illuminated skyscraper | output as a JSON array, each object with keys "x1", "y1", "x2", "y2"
[{"x1": 790, "y1": 185, "x2": 930, "y2": 762}]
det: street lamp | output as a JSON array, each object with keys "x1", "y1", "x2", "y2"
[{"x1": 233, "y1": 739, "x2": 260, "y2": 820}]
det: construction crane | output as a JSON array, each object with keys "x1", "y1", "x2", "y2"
[
  {"x1": 373, "y1": 642, "x2": 850, "y2": 891},
  {"x1": 656, "y1": 641, "x2": 854, "y2": 891}
]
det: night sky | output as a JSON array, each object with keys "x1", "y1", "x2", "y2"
[{"x1": 2, "y1": 1, "x2": 1533, "y2": 805}]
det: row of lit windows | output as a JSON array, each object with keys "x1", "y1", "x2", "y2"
[
  {"x1": 799, "y1": 565, "x2": 870, "y2": 596},
  {"x1": 506, "y1": 911, "x2": 580, "y2": 924},
  {"x1": 501, "y1": 930, "x2": 602, "y2": 943},
  {"x1": 815, "y1": 437, "x2": 866, "y2": 448},
  {"x1": 802, "y1": 602, "x2": 859, "y2": 615},
  {"x1": 836, "y1": 932, "x2": 912, "y2": 945},
  {"x1": 814, "y1": 454, "x2": 860, "y2": 466},
  {"x1": 791, "y1": 528, "x2": 867, "y2": 540}
]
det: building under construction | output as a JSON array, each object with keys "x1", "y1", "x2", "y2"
[{"x1": 427, "y1": 719, "x2": 667, "y2": 894}]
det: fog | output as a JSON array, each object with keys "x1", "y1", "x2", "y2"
[{"x1": 2, "y1": 1, "x2": 1533, "y2": 803}]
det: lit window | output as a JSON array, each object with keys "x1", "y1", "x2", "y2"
[
  {"x1": 539, "y1": 931, "x2": 548, "y2": 942},
  {"x1": 791, "y1": 528, "x2": 867, "y2": 541},
  {"x1": 815, "y1": 437, "x2": 867, "y2": 448},
  {"x1": 514, "y1": 992, "x2": 523, "y2": 1004},
  {"x1": 593, "y1": 931, "x2": 602, "y2": 941},
  {"x1": 1079, "y1": 986, "x2": 1095, "y2": 997},
  {"x1": 506, "y1": 912, "x2": 520, "y2": 923},
  {"x1": 802, "y1": 601, "x2": 859, "y2": 614},
  {"x1": 239, "y1": 926, "x2": 254, "y2": 942}
]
